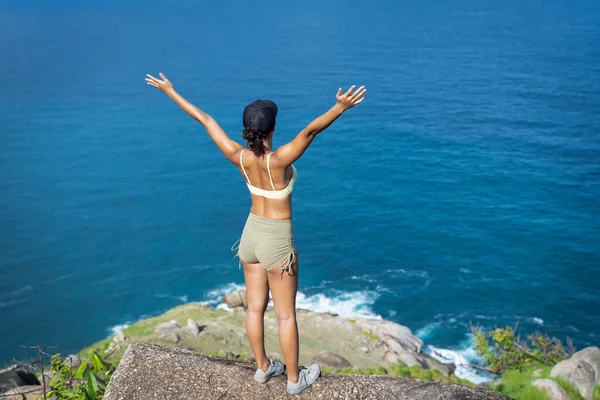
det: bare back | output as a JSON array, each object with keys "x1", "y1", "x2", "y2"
[{"x1": 237, "y1": 150, "x2": 296, "y2": 220}]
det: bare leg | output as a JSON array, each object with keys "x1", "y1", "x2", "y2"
[
  {"x1": 242, "y1": 260, "x2": 270, "y2": 372},
  {"x1": 267, "y1": 255, "x2": 299, "y2": 383}
]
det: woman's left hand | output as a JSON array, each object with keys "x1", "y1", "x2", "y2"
[{"x1": 146, "y1": 72, "x2": 174, "y2": 93}]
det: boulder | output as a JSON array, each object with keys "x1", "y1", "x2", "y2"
[
  {"x1": 532, "y1": 368, "x2": 543, "y2": 377},
  {"x1": 550, "y1": 358, "x2": 595, "y2": 399},
  {"x1": 223, "y1": 290, "x2": 248, "y2": 309},
  {"x1": 159, "y1": 332, "x2": 180, "y2": 343},
  {"x1": 155, "y1": 320, "x2": 181, "y2": 332},
  {"x1": 114, "y1": 331, "x2": 127, "y2": 343},
  {"x1": 311, "y1": 351, "x2": 352, "y2": 368},
  {"x1": 356, "y1": 319, "x2": 456, "y2": 377},
  {"x1": 359, "y1": 319, "x2": 423, "y2": 353},
  {"x1": 0, "y1": 366, "x2": 40, "y2": 394},
  {"x1": 0, "y1": 384, "x2": 45, "y2": 400},
  {"x1": 531, "y1": 379, "x2": 570, "y2": 400},
  {"x1": 103, "y1": 343, "x2": 511, "y2": 400},
  {"x1": 570, "y1": 347, "x2": 600, "y2": 384},
  {"x1": 187, "y1": 318, "x2": 200, "y2": 337},
  {"x1": 64, "y1": 354, "x2": 83, "y2": 369}
]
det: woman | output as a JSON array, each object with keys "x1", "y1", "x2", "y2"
[{"x1": 146, "y1": 73, "x2": 366, "y2": 395}]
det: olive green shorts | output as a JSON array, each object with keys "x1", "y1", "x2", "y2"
[{"x1": 233, "y1": 213, "x2": 296, "y2": 276}]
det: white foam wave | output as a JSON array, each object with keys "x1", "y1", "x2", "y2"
[
  {"x1": 204, "y1": 282, "x2": 380, "y2": 319},
  {"x1": 415, "y1": 322, "x2": 440, "y2": 340},
  {"x1": 294, "y1": 290, "x2": 380, "y2": 319},
  {"x1": 424, "y1": 335, "x2": 499, "y2": 384},
  {"x1": 530, "y1": 317, "x2": 544, "y2": 326},
  {"x1": 205, "y1": 282, "x2": 245, "y2": 305},
  {"x1": 350, "y1": 275, "x2": 378, "y2": 283},
  {"x1": 109, "y1": 323, "x2": 130, "y2": 335},
  {"x1": 154, "y1": 293, "x2": 189, "y2": 303}
]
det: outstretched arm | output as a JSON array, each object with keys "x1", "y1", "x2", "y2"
[
  {"x1": 146, "y1": 73, "x2": 243, "y2": 163},
  {"x1": 273, "y1": 85, "x2": 366, "y2": 166}
]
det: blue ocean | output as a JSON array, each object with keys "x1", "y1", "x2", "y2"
[{"x1": 1, "y1": 0, "x2": 599, "y2": 383}]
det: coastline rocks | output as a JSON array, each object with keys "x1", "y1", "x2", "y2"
[
  {"x1": 0, "y1": 384, "x2": 45, "y2": 400},
  {"x1": 311, "y1": 351, "x2": 352, "y2": 368},
  {"x1": 570, "y1": 346, "x2": 600, "y2": 384},
  {"x1": 223, "y1": 290, "x2": 248, "y2": 309},
  {"x1": 114, "y1": 331, "x2": 127, "y2": 343},
  {"x1": 531, "y1": 379, "x2": 570, "y2": 400},
  {"x1": 64, "y1": 354, "x2": 83, "y2": 369},
  {"x1": 0, "y1": 366, "x2": 40, "y2": 394},
  {"x1": 160, "y1": 332, "x2": 180, "y2": 343},
  {"x1": 357, "y1": 319, "x2": 454, "y2": 376},
  {"x1": 187, "y1": 318, "x2": 200, "y2": 337},
  {"x1": 155, "y1": 320, "x2": 181, "y2": 332},
  {"x1": 550, "y1": 358, "x2": 595, "y2": 399}
]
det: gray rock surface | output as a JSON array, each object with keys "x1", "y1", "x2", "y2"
[
  {"x1": 187, "y1": 318, "x2": 200, "y2": 337},
  {"x1": 114, "y1": 331, "x2": 127, "y2": 343},
  {"x1": 64, "y1": 354, "x2": 83, "y2": 369},
  {"x1": 0, "y1": 384, "x2": 45, "y2": 400},
  {"x1": 531, "y1": 379, "x2": 570, "y2": 400},
  {"x1": 103, "y1": 343, "x2": 511, "y2": 400},
  {"x1": 0, "y1": 366, "x2": 40, "y2": 394},
  {"x1": 550, "y1": 358, "x2": 595, "y2": 399},
  {"x1": 154, "y1": 320, "x2": 181, "y2": 332},
  {"x1": 311, "y1": 351, "x2": 352, "y2": 368},
  {"x1": 357, "y1": 319, "x2": 454, "y2": 376},
  {"x1": 570, "y1": 347, "x2": 600, "y2": 384}
]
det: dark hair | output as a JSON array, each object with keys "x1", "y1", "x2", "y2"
[
  {"x1": 242, "y1": 128, "x2": 269, "y2": 156},
  {"x1": 242, "y1": 99, "x2": 278, "y2": 157}
]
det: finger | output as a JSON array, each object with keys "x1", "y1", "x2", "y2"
[
  {"x1": 146, "y1": 82, "x2": 158, "y2": 88},
  {"x1": 344, "y1": 85, "x2": 356, "y2": 97},
  {"x1": 159, "y1": 72, "x2": 169, "y2": 81},
  {"x1": 350, "y1": 87, "x2": 366, "y2": 101},
  {"x1": 146, "y1": 74, "x2": 161, "y2": 82},
  {"x1": 337, "y1": 88, "x2": 342, "y2": 97},
  {"x1": 145, "y1": 78, "x2": 159, "y2": 86},
  {"x1": 354, "y1": 96, "x2": 366, "y2": 105}
]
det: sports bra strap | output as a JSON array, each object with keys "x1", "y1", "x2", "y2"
[
  {"x1": 266, "y1": 153, "x2": 276, "y2": 190},
  {"x1": 240, "y1": 150, "x2": 251, "y2": 184}
]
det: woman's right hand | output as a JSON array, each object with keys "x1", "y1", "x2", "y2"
[
  {"x1": 336, "y1": 85, "x2": 367, "y2": 110},
  {"x1": 146, "y1": 72, "x2": 175, "y2": 94}
]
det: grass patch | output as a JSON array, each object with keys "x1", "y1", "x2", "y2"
[
  {"x1": 347, "y1": 319, "x2": 356, "y2": 324},
  {"x1": 364, "y1": 331, "x2": 380, "y2": 340},
  {"x1": 487, "y1": 366, "x2": 600, "y2": 400},
  {"x1": 323, "y1": 364, "x2": 470, "y2": 385}
]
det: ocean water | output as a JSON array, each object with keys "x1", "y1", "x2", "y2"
[{"x1": 1, "y1": 0, "x2": 599, "y2": 382}]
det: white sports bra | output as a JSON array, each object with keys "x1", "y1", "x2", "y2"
[{"x1": 239, "y1": 150, "x2": 297, "y2": 199}]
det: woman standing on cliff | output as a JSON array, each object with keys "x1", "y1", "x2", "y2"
[{"x1": 146, "y1": 72, "x2": 366, "y2": 395}]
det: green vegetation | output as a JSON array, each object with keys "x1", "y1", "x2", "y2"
[
  {"x1": 364, "y1": 331, "x2": 380, "y2": 340},
  {"x1": 472, "y1": 324, "x2": 573, "y2": 374},
  {"x1": 472, "y1": 324, "x2": 600, "y2": 399},
  {"x1": 46, "y1": 351, "x2": 116, "y2": 400},
  {"x1": 320, "y1": 364, "x2": 471, "y2": 385},
  {"x1": 487, "y1": 366, "x2": 600, "y2": 400}
]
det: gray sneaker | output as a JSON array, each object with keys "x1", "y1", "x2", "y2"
[
  {"x1": 286, "y1": 363, "x2": 321, "y2": 395},
  {"x1": 253, "y1": 359, "x2": 286, "y2": 383}
]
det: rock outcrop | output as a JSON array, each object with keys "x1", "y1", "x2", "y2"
[
  {"x1": 531, "y1": 378, "x2": 570, "y2": 400},
  {"x1": 104, "y1": 343, "x2": 511, "y2": 400},
  {"x1": 570, "y1": 346, "x2": 600, "y2": 385},
  {"x1": 357, "y1": 318, "x2": 455, "y2": 376},
  {"x1": 0, "y1": 366, "x2": 40, "y2": 394},
  {"x1": 550, "y1": 357, "x2": 595, "y2": 399},
  {"x1": 311, "y1": 351, "x2": 352, "y2": 368}
]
